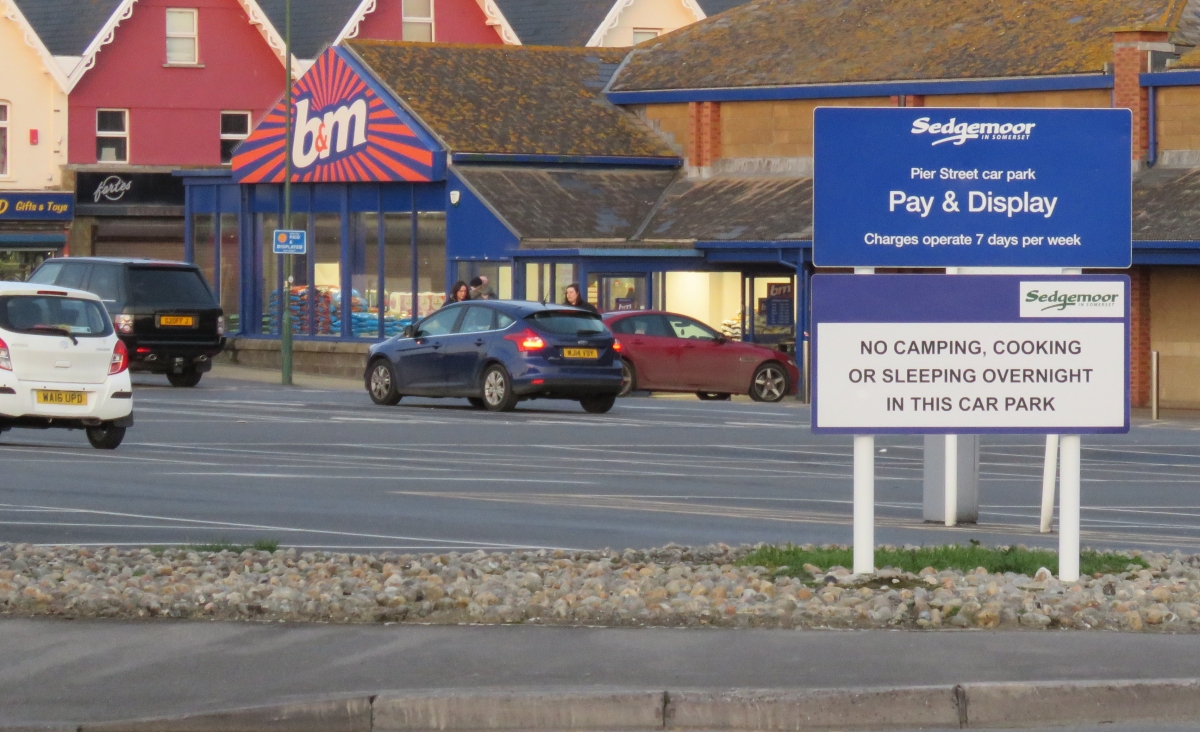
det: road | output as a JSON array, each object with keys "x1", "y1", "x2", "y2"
[{"x1": 2, "y1": 365, "x2": 1200, "y2": 552}]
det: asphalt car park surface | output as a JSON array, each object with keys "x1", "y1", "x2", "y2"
[{"x1": 3, "y1": 366, "x2": 1200, "y2": 552}]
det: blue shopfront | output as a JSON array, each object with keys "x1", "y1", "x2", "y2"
[{"x1": 181, "y1": 45, "x2": 812, "y2": 354}]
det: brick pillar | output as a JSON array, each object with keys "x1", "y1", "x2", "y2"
[
  {"x1": 687, "y1": 101, "x2": 721, "y2": 177},
  {"x1": 1130, "y1": 266, "x2": 1152, "y2": 407},
  {"x1": 1113, "y1": 29, "x2": 1170, "y2": 163}
]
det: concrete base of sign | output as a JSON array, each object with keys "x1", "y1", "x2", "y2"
[{"x1": 923, "y1": 435, "x2": 979, "y2": 524}]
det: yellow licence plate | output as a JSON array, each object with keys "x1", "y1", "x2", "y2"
[
  {"x1": 562, "y1": 348, "x2": 599, "y2": 359},
  {"x1": 158, "y1": 315, "x2": 195, "y2": 327},
  {"x1": 36, "y1": 390, "x2": 87, "y2": 406}
]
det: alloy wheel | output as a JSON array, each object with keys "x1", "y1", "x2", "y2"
[
  {"x1": 484, "y1": 369, "x2": 507, "y2": 405},
  {"x1": 370, "y1": 364, "x2": 392, "y2": 401},
  {"x1": 753, "y1": 365, "x2": 786, "y2": 402}
]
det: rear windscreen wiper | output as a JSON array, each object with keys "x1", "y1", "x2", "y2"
[{"x1": 27, "y1": 325, "x2": 78, "y2": 345}]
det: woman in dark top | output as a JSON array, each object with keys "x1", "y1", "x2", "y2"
[
  {"x1": 563, "y1": 283, "x2": 599, "y2": 314},
  {"x1": 444, "y1": 281, "x2": 470, "y2": 307}
]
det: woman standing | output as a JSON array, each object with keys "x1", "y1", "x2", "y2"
[
  {"x1": 563, "y1": 283, "x2": 599, "y2": 314},
  {"x1": 443, "y1": 280, "x2": 470, "y2": 307}
]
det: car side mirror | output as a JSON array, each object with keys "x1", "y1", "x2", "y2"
[{"x1": 402, "y1": 324, "x2": 415, "y2": 338}]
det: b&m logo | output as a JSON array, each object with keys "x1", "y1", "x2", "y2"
[
  {"x1": 292, "y1": 97, "x2": 369, "y2": 169},
  {"x1": 233, "y1": 48, "x2": 437, "y2": 183},
  {"x1": 911, "y1": 117, "x2": 1037, "y2": 146}
]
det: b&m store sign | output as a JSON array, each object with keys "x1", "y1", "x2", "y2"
[{"x1": 234, "y1": 48, "x2": 443, "y2": 183}]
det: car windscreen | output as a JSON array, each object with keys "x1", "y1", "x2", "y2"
[
  {"x1": 127, "y1": 267, "x2": 215, "y2": 308},
  {"x1": 525, "y1": 310, "x2": 609, "y2": 336},
  {"x1": 0, "y1": 295, "x2": 113, "y2": 338}
]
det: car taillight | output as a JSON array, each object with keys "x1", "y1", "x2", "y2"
[
  {"x1": 113, "y1": 314, "x2": 134, "y2": 334},
  {"x1": 613, "y1": 340, "x2": 623, "y2": 352},
  {"x1": 503, "y1": 328, "x2": 546, "y2": 352},
  {"x1": 217, "y1": 315, "x2": 225, "y2": 336},
  {"x1": 0, "y1": 337, "x2": 10, "y2": 371},
  {"x1": 110, "y1": 340, "x2": 128, "y2": 374}
]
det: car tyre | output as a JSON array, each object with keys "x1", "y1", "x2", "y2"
[
  {"x1": 481, "y1": 365, "x2": 518, "y2": 412},
  {"x1": 86, "y1": 425, "x2": 126, "y2": 450},
  {"x1": 467, "y1": 397, "x2": 486, "y2": 409},
  {"x1": 166, "y1": 369, "x2": 202, "y2": 388},
  {"x1": 696, "y1": 392, "x2": 731, "y2": 401},
  {"x1": 580, "y1": 394, "x2": 616, "y2": 414},
  {"x1": 618, "y1": 361, "x2": 638, "y2": 397},
  {"x1": 367, "y1": 359, "x2": 402, "y2": 405},
  {"x1": 749, "y1": 362, "x2": 789, "y2": 403}
]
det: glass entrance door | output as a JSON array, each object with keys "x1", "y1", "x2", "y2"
[{"x1": 588, "y1": 274, "x2": 647, "y2": 313}]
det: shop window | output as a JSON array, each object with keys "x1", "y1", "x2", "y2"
[
  {"x1": 416, "y1": 212, "x2": 446, "y2": 316},
  {"x1": 352, "y1": 213, "x2": 384, "y2": 339},
  {"x1": 454, "y1": 262, "x2": 512, "y2": 301},
  {"x1": 219, "y1": 213, "x2": 239, "y2": 332},
  {"x1": 313, "y1": 213, "x2": 340, "y2": 336},
  {"x1": 258, "y1": 213, "x2": 278, "y2": 334},
  {"x1": 192, "y1": 213, "x2": 214, "y2": 291},
  {"x1": 631, "y1": 28, "x2": 660, "y2": 44},
  {"x1": 220, "y1": 112, "x2": 251, "y2": 164},
  {"x1": 96, "y1": 110, "x2": 128, "y2": 163},
  {"x1": 588, "y1": 274, "x2": 646, "y2": 313},
  {"x1": 0, "y1": 102, "x2": 8, "y2": 177},
  {"x1": 383, "y1": 213, "x2": 413, "y2": 328},
  {"x1": 166, "y1": 9, "x2": 199, "y2": 65},
  {"x1": 402, "y1": 0, "x2": 434, "y2": 42}
]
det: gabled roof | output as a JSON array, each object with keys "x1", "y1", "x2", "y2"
[
  {"x1": 0, "y1": 0, "x2": 73, "y2": 91},
  {"x1": 491, "y1": 0, "x2": 618, "y2": 46},
  {"x1": 9, "y1": 0, "x2": 124, "y2": 56},
  {"x1": 692, "y1": 0, "x2": 752, "y2": 16},
  {"x1": 256, "y1": 0, "x2": 365, "y2": 59},
  {"x1": 346, "y1": 40, "x2": 677, "y2": 158},
  {"x1": 611, "y1": 0, "x2": 1200, "y2": 92}
]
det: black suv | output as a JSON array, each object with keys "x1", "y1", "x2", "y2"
[{"x1": 28, "y1": 258, "x2": 226, "y2": 387}]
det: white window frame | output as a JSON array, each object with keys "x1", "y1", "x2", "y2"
[
  {"x1": 402, "y1": 0, "x2": 435, "y2": 42},
  {"x1": 220, "y1": 110, "x2": 252, "y2": 164},
  {"x1": 96, "y1": 108, "x2": 129, "y2": 164},
  {"x1": 165, "y1": 8, "x2": 199, "y2": 65},
  {"x1": 631, "y1": 28, "x2": 661, "y2": 44},
  {"x1": 0, "y1": 101, "x2": 9, "y2": 177}
]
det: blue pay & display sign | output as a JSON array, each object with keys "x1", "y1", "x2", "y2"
[
  {"x1": 272, "y1": 229, "x2": 307, "y2": 255},
  {"x1": 812, "y1": 108, "x2": 1131, "y2": 268},
  {"x1": 810, "y1": 274, "x2": 1130, "y2": 435}
]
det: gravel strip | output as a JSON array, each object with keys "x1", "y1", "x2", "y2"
[{"x1": 0, "y1": 543, "x2": 1193, "y2": 630}]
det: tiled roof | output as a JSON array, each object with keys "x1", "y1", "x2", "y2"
[
  {"x1": 639, "y1": 177, "x2": 812, "y2": 241},
  {"x1": 456, "y1": 166, "x2": 678, "y2": 242},
  {"x1": 491, "y1": 0, "x2": 617, "y2": 46},
  {"x1": 10, "y1": 0, "x2": 125, "y2": 56},
  {"x1": 612, "y1": 0, "x2": 1200, "y2": 92},
  {"x1": 694, "y1": 0, "x2": 754, "y2": 17},
  {"x1": 1133, "y1": 166, "x2": 1200, "y2": 241},
  {"x1": 257, "y1": 0, "x2": 363, "y2": 59},
  {"x1": 347, "y1": 40, "x2": 677, "y2": 158}
]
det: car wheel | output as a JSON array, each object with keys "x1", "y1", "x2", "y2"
[
  {"x1": 481, "y1": 365, "x2": 518, "y2": 412},
  {"x1": 367, "y1": 359, "x2": 402, "y2": 405},
  {"x1": 580, "y1": 394, "x2": 616, "y2": 414},
  {"x1": 166, "y1": 370, "x2": 202, "y2": 388},
  {"x1": 86, "y1": 425, "x2": 126, "y2": 450},
  {"x1": 467, "y1": 397, "x2": 486, "y2": 409},
  {"x1": 618, "y1": 361, "x2": 637, "y2": 397},
  {"x1": 696, "y1": 392, "x2": 732, "y2": 401},
  {"x1": 750, "y1": 362, "x2": 789, "y2": 403}
]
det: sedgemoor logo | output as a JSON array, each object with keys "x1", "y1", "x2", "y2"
[
  {"x1": 911, "y1": 117, "x2": 1037, "y2": 146},
  {"x1": 1019, "y1": 281, "x2": 1124, "y2": 319}
]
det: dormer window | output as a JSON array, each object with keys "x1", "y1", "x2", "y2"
[
  {"x1": 166, "y1": 9, "x2": 199, "y2": 65},
  {"x1": 403, "y1": 0, "x2": 434, "y2": 42}
]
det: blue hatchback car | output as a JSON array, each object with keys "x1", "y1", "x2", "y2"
[{"x1": 364, "y1": 300, "x2": 623, "y2": 413}]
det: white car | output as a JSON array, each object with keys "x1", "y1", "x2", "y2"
[{"x1": 0, "y1": 282, "x2": 133, "y2": 449}]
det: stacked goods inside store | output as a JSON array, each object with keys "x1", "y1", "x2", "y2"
[{"x1": 266, "y1": 287, "x2": 419, "y2": 337}]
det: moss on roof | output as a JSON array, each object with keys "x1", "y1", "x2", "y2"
[
  {"x1": 347, "y1": 40, "x2": 677, "y2": 158},
  {"x1": 612, "y1": 0, "x2": 1200, "y2": 92}
]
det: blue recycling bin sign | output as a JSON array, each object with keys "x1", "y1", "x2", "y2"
[
  {"x1": 272, "y1": 229, "x2": 307, "y2": 255},
  {"x1": 813, "y1": 108, "x2": 1132, "y2": 269}
]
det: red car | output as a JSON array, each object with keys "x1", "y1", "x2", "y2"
[{"x1": 602, "y1": 310, "x2": 800, "y2": 402}]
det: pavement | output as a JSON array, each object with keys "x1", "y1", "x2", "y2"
[
  {"x1": 1, "y1": 364, "x2": 1200, "y2": 552},
  {"x1": 5, "y1": 619, "x2": 1200, "y2": 727}
]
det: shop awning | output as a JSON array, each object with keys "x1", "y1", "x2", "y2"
[{"x1": 0, "y1": 232, "x2": 67, "y2": 248}]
